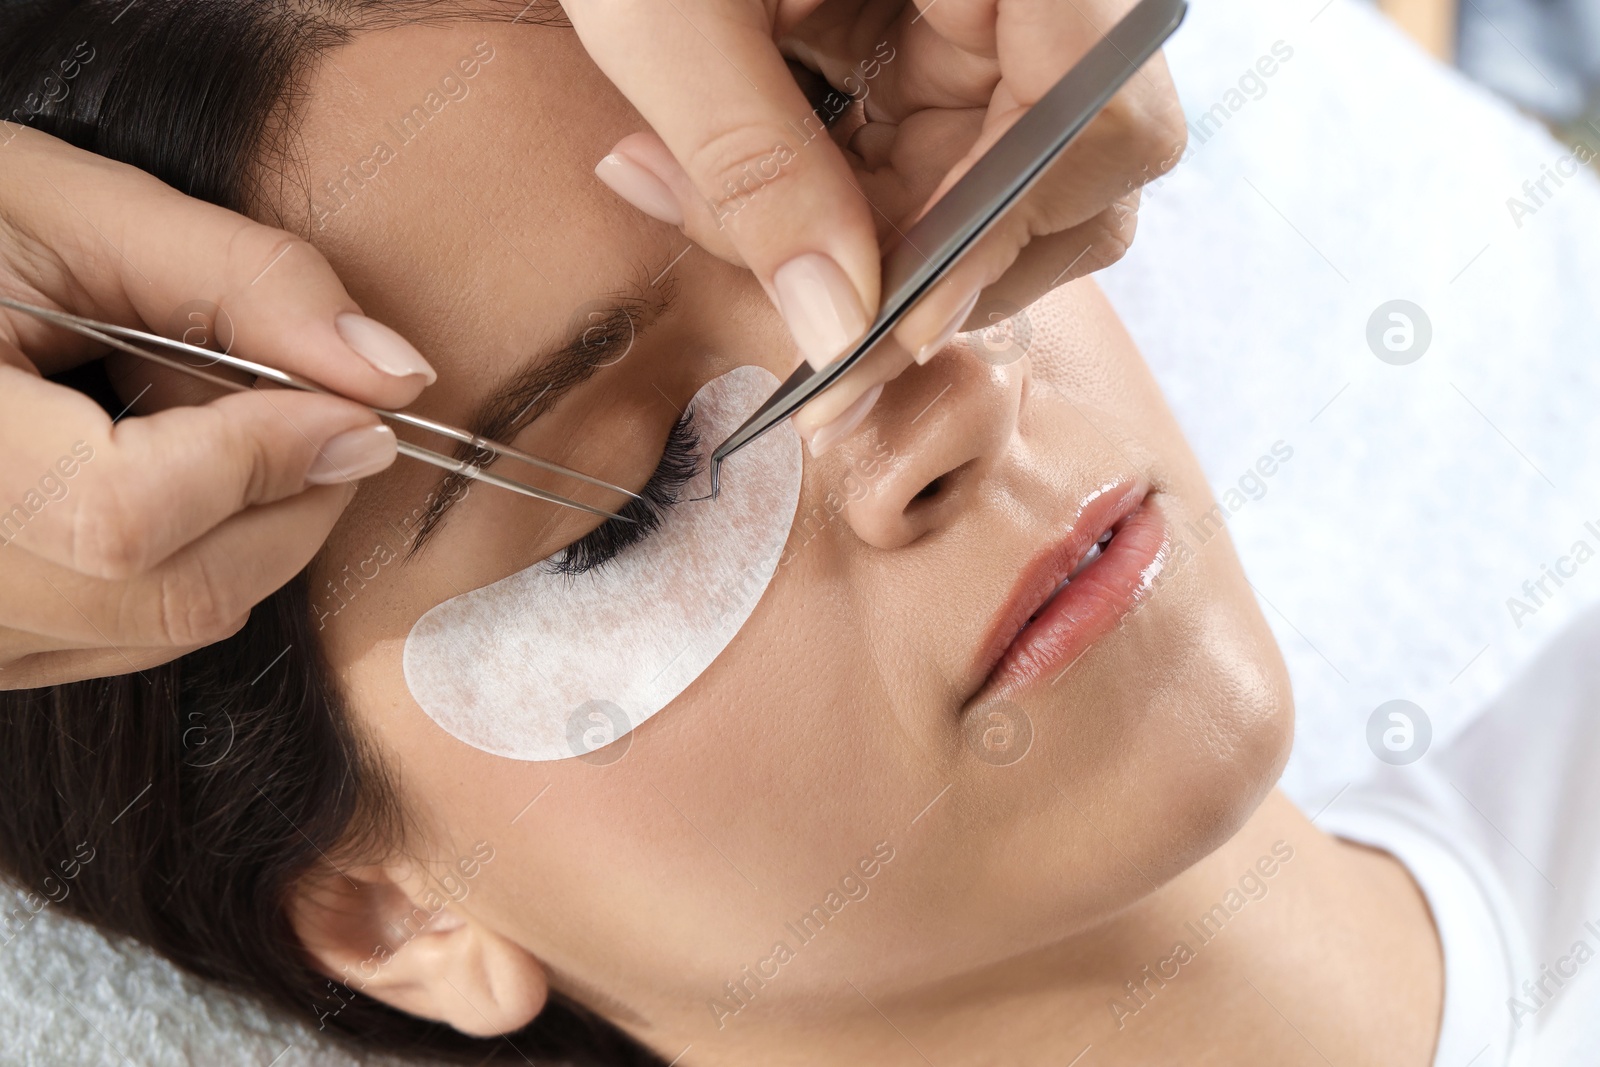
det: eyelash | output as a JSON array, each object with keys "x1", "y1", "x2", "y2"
[{"x1": 543, "y1": 407, "x2": 701, "y2": 575}]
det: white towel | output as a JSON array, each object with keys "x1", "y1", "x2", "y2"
[{"x1": 0, "y1": 903, "x2": 411, "y2": 1065}]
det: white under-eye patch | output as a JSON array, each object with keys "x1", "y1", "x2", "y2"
[{"x1": 403, "y1": 365, "x2": 802, "y2": 761}]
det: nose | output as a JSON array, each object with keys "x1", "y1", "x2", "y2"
[{"x1": 834, "y1": 345, "x2": 1021, "y2": 550}]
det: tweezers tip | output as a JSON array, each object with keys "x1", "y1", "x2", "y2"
[
  {"x1": 700, "y1": 457, "x2": 724, "y2": 502},
  {"x1": 684, "y1": 465, "x2": 721, "y2": 504}
]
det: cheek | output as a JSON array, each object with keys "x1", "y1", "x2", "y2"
[
  {"x1": 402, "y1": 366, "x2": 802, "y2": 761},
  {"x1": 1022, "y1": 280, "x2": 1161, "y2": 418}
]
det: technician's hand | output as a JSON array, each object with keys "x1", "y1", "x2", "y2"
[
  {"x1": 0, "y1": 127, "x2": 436, "y2": 689},
  {"x1": 568, "y1": 0, "x2": 1185, "y2": 452}
]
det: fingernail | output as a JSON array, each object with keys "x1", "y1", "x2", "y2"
[
  {"x1": 595, "y1": 152, "x2": 684, "y2": 226},
  {"x1": 805, "y1": 383, "x2": 882, "y2": 458},
  {"x1": 336, "y1": 313, "x2": 437, "y2": 385},
  {"x1": 915, "y1": 289, "x2": 983, "y2": 365},
  {"x1": 773, "y1": 253, "x2": 870, "y2": 370},
  {"x1": 306, "y1": 425, "x2": 398, "y2": 485}
]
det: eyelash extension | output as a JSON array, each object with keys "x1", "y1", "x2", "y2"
[{"x1": 543, "y1": 406, "x2": 702, "y2": 576}]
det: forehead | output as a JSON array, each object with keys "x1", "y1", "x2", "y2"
[
  {"x1": 284, "y1": 19, "x2": 703, "y2": 621},
  {"x1": 287, "y1": 19, "x2": 661, "y2": 372}
]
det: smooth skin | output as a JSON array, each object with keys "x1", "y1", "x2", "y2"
[
  {"x1": 238, "y1": 21, "x2": 1440, "y2": 1066},
  {"x1": 0, "y1": 0, "x2": 1184, "y2": 688}
]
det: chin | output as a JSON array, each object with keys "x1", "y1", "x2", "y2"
[
  {"x1": 929, "y1": 582, "x2": 1293, "y2": 964},
  {"x1": 1127, "y1": 594, "x2": 1296, "y2": 885},
  {"x1": 1043, "y1": 538, "x2": 1297, "y2": 889}
]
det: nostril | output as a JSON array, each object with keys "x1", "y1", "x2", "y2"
[{"x1": 909, "y1": 457, "x2": 980, "y2": 509}]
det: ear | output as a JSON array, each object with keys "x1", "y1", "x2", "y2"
[{"x1": 288, "y1": 856, "x2": 548, "y2": 1037}]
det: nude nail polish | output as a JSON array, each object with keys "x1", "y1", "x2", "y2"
[
  {"x1": 806, "y1": 383, "x2": 883, "y2": 458},
  {"x1": 915, "y1": 289, "x2": 983, "y2": 365},
  {"x1": 336, "y1": 313, "x2": 437, "y2": 384},
  {"x1": 306, "y1": 425, "x2": 397, "y2": 485},
  {"x1": 595, "y1": 152, "x2": 684, "y2": 226},
  {"x1": 773, "y1": 253, "x2": 870, "y2": 370}
]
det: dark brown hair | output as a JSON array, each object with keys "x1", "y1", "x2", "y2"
[{"x1": 0, "y1": 2, "x2": 662, "y2": 1062}]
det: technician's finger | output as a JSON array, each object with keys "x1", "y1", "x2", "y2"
[
  {"x1": 792, "y1": 192, "x2": 1137, "y2": 452},
  {"x1": 2, "y1": 126, "x2": 435, "y2": 406},
  {"x1": 0, "y1": 625, "x2": 100, "y2": 681},
  {"x1": 791, "y1": 334, "x2": 911, "y2": 456},
  {"x1": 975, "y1": 196, "x2": 1142, "y2": 310},
  {"x1": 568, "y1": 0, "x2": 882, "y2": 371},
  {"x1": 0, "y1": 644, "x2": 213, "y2": 691},
  {"x1": 0, "y1": 335, "x2": 32, "y2": 373},
  {"x1": 0, "y1": 365, "x2": 391, "y2": 579},
  {"x1": 890, "y1": 67, "x2": 1180, "y2": 361},
  {"x1": 592, "y1": 131, "x2": 743, "y2": 267},
  {"x1": 0, "y1": 482, "x2": 352, "y2": 648}
]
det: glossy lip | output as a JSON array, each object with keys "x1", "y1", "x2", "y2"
[{"x1": 970, "y1": 482, "x2": 1169, "y2": 699}]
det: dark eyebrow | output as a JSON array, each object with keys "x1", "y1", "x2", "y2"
[{"x1": 405, "y1": 269, "x2": 677, "y2": 554}]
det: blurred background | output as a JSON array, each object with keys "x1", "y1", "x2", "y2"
[{"x1": 1376, "y1": 0, "x2": 1600, "y2": 156}]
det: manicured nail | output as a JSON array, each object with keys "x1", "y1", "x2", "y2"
[
  {"x1": 336, "y1": 313, "x2": 437, "y2": 384},
  {"x1": 595, "y1": 152, "x2": 683, "y2": 226},
  {"x1": 306, "y1": 425, "x2": 398, "y2": 485},
  {"x1": 806, "y1": 383, "x2": 882, "y2": 458},
  {"x1": 773, "y1": 253, "x2": 870, "y2": 370},
  {"x1": 915, "y1": 289, "x2": 982, "y2": 365}
]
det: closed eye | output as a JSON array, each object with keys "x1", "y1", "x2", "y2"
[{"x1": 543, "y1": 406, "x2": 701, "y2": 575}]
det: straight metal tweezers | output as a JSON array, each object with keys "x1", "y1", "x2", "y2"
[{"x1": 0, "y1": 296, "x2": 639, "y2": 522}]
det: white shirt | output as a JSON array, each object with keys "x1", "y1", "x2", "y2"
[{"x1": 1315, "y1": 605, "x2": 1600, "y2": 1065}]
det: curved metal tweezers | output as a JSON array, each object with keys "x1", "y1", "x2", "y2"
[{"x1": 0, "y1": 295, "x2": 639, "y2": 523}]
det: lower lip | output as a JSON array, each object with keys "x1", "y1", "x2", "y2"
[{"x1": 984, "y1": 497, "x2": 1170, "y2": 694}]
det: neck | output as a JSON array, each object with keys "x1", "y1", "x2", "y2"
[{"x1": 670, "y1": 791, "x2": 1442, "y2": 1067}]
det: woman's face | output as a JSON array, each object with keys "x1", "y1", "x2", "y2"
[{"x1": 296, "y1": 16, "x2": 1292, "y2": 1045}]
